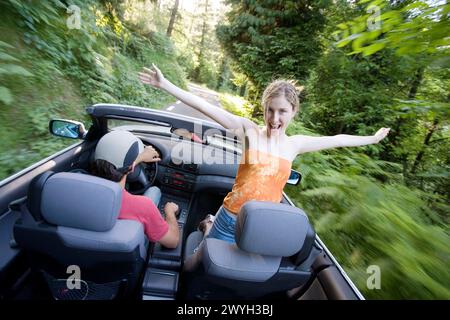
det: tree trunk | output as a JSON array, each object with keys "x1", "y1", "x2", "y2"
[
  {"x1": 408, "y1": 67, "x2": 424, "y2": 100},
  {"x1": 193, "y1": 0, "x2": 209, "y2": 81},
  {"x1": 216, "y1": 56, "x2": 227, "y2": 90},
  {"x1": 239, "y1": 83, "x2": 246, "y2": 97},
  {"x1": 336, "y1": 121, "x2": 345, "y2": 135},
  {"x1": 410, "y1": 118, "x2": 439, "y2": 174},
  {"x1": 392, "y1": 67, "x2": 425, "y2": 145},
  {"x1": 188, "y1": 11, "x2": 195, "y2": 34},
  {"x1": 386, "y1": 66, "x2": 425, "y2": 167},
  {"x1": 166, "y1": 0, "x2": 180, "y2": 38}
]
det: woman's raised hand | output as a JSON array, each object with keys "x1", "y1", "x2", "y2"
[
  {"x1": 374, "y1": 127, "x2": 391, "y2": 143},
  {"x1": 138, "y1": 63, "x2": 165, "y2": 89}
]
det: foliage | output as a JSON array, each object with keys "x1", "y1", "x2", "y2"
[
  {"x1": 0, "y1": 40, "x2": 33, "y2": 104},
  {"x1": 217, "y1": 0, "x2": 330, "y2": 95},
  {"x1": 0, "y1": 0, "x2": 187, "y2": 181},
  {"x1": 302, "y1": 48, "x2": 418, "y2": 136},
  {"x1": 284, "y1": 121, "x2": 450, "y2": 299},
  {"x1": 219, "y1": 92, "x2": 256, "y2": 120},
  {"x1": 285, "y1": 145, "x2": 450, "y2": 299},
  {"x1": 334, "y1": 0, "x2": 450, "y2": 62},
  {"x1": 170, "y1": 0, "x2": 226, "y2": 89}
]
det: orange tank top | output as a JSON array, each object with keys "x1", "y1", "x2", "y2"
[{"x1": 223, "y1": 149, "x2": 292, "y2": 215}]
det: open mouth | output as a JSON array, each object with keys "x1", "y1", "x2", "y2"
[{"x1": 269, "y1": 124, "x2": 281, "y2": 130}]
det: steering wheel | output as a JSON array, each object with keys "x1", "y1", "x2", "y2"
[{"x1": 126, "y1": 161, "x2": 158, "y2": 194}]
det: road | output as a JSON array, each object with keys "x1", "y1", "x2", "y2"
[{"x1": 163, "y1": 83, "x2": 220, "y2": 122}]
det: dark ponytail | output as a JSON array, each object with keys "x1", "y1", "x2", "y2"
[{"x1": 90, "y1": 159, "x2": 132, "y2": 182}]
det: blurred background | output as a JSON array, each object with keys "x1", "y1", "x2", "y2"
[{"x1": 0, "y1": 0, "x2": 448, "y2": 299}]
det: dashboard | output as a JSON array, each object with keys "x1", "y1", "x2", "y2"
[{"x1": 139, "y1": 134, "x2": 240, "y2": 195}]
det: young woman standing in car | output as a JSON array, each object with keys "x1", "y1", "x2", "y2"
[{"x1": 139, "y1": 64, "x2": 390, "y2": 245}]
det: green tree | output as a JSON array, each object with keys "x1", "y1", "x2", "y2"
[
  {"x1": 217, "y1": 0, "x2": 330, "y2": 93},
  {"x1": 334, "y1": 0, "x2": 449, "y2": 62},
  {"x1": 166, "y1": 0, "x2": 180, "y2": 37}
]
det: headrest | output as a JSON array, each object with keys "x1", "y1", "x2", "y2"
[
  {"x1": 38, "y1": 172, "x2": 122, "y2": 232},
  {"x1": 27, "y1": 171, "x2": 55, "y2": 221},
  {"x1": 235, "y1": 201, "x2": 311, "y2": 256},
  {"x1": 94, "y1": 130, "x2": 144, "y2": 170}
]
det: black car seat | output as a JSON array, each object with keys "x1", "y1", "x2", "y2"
[
  {"x1": 13, "y1": 171, "x2": 149, "y2": 299},
  {"x1": 182, "y1": 201, "x2": 317, "y2": 299}
]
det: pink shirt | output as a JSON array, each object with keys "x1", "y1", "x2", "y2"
[{"x1": 119, "y1": 190, "x2": 169, "y2": 242}]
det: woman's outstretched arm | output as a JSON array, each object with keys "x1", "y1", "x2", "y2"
[
  {"x1": 138, "y1": 64, "x2": 257, "y2": 134},
  {"x1": 293, "y1": 128, "x2": 390, "y2": 154}
]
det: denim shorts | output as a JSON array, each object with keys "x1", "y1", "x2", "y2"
[
  {"x1": 143, "y1": 186, "x2": 161, "y2": 207},
  {"x1": 206, "y1": 206, "x2": 237, "y2": 244}
]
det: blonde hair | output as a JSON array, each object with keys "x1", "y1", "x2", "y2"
[{"x1": 261, "y1": 79, "x2": 303, "y2": 112}]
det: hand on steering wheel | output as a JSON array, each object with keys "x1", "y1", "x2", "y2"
[
  {"x1": 133, "y1": 146, "x2": 161, "y2": 171},
  {"x1": 127, "y1": 145, "x2": 160, "y2": 194}
]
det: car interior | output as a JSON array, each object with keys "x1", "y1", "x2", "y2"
[{"x1": 0, "y1": 104, "x2": 363, "y2": 300}]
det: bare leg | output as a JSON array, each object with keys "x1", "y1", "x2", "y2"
[
  {"x1": 202, "y1": 219, "x2": 214, "y2": 237},
  {"x1": 183, "y1": 216, "x2": 215, "y2": 272},
  {"x1": 183, "y1": 213, "x2": 219, "y2": 272},
  {"x1": 198, "y1": 214, "x2": 215, "y2": 235}
]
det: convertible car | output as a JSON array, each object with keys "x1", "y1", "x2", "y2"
[{"x1": 0, "y1": 104, "x2": 364, "y2": 300}]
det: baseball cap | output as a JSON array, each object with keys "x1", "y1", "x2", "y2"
[{"x1": 94, "y1": 130, "x2": 144, "y2": 171}]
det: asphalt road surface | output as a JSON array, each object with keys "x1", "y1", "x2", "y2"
[{"x1": 163, "y1": 83, "x2": 220, "y2": 123}]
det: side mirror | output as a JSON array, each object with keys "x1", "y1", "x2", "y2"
[
  {"x1": 49, "y1": 119, "x2": 87, "y2": 139},
  {"x1": 287, "y1": 169, "x2": 302, "y2": 186}
]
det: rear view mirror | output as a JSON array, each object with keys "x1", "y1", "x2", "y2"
[
  {"x1": 49, "y1": 119, "x2": 87, "y2": 139},
  {"x1": 172, "y1": 127, "x2": 203, "y2": 144},
  {"x1": 287, "y1": 169, "x2": 302, "y2": 186}
]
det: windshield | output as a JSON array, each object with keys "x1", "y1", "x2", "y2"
[
  {"x1": 108, "y1": 118, "x2": 172, "y2": 135},
  {"x1": 107, "y1": 118, "x2": 242, "y2": 154},
  {"x1": 206, "y1": 134, "x2": 241, "y2": 154}
]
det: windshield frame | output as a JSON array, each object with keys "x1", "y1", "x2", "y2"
[{"x1": 105, "y1": 115, "x2": 242, "y2": 155}]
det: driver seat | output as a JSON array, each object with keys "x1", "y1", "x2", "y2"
[
  {"x1": 182, "y1": 201, "x2": 317, "y2": 299},
  {"x1": 13, "y1": 171, "x2": 149, "y2": 299}
]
